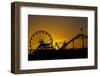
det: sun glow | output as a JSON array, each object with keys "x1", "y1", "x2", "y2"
[{"x1": 28, "y1": 15, "x2": 88, "y2": 51}]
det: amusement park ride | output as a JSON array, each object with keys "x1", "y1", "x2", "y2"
[
  {"x1": 28, "y1": 30, "x2": 54, "y2": 53},
  {"x1": 28, "y1": 29, "x2": 87, "y2": 54},
  {"x1": 28, "y1": 29, "x2": 88, "y2": 60}
]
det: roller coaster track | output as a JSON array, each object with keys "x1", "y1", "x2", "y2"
[{"x1": 60, "y1": 34, "x2": 87, "y2": 49}]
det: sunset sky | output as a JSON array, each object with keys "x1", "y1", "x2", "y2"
[{"x1": 28, "y1": 15, "x2": 88, "y2": 49}]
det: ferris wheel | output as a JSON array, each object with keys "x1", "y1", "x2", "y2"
[{"x1": 29, "y1": 30, "x2": 53, "y2": 50}]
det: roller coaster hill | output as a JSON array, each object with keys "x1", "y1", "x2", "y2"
[{"x1": 28, "y1": 30, "x2": 88, "y2": 60}]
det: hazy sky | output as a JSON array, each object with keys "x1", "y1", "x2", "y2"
[{"x1": 28, "y1": 15, "x2": 87, "y2": 49}]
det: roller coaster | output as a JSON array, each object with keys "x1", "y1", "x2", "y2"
[{"x1": 55, "y1": 34, "x2": 87, "y2": 49}]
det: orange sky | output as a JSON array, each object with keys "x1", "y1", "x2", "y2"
[{"x1": 28, "y1": 15, "x2": 88, "y2": 49}]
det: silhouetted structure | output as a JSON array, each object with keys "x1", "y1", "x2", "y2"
[
  {"x1": 28, "y1": 48, "x2": 88, "y2": 60},
  {"x1": 28, "y1": 30, "x2": 88, "y2": 61},
  {"x1": 37, "y1": 40, "x2": 54, "y2": 50},
  {"x1": 62, "y1": 34, "x2": 87, "y2": 49}
]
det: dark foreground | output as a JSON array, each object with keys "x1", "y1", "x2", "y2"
[{"x1": 28, "y1": 48, "x2": 88, "y2": 61}]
